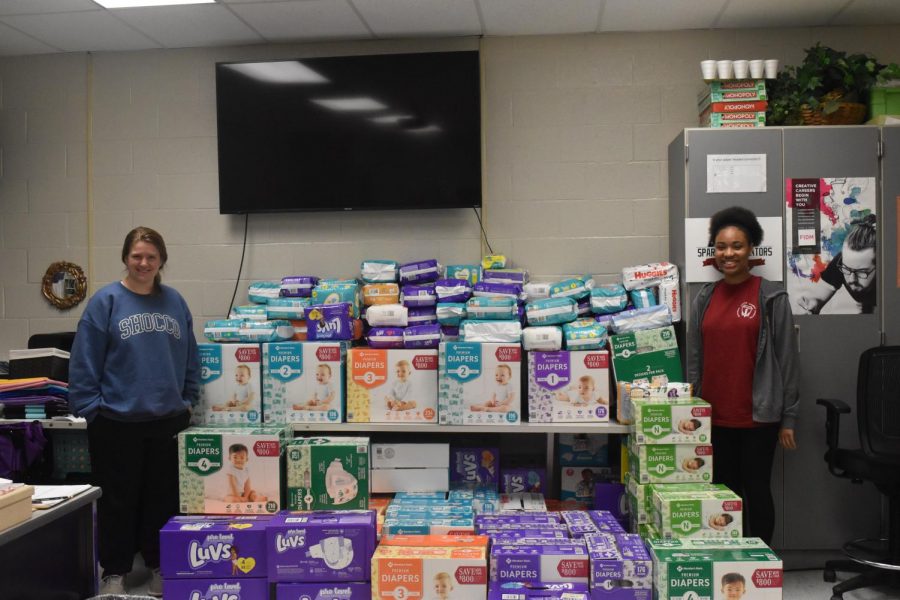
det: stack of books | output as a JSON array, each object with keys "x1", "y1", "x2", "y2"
[{"x1": 698, "y1": 80, "x2": 768, "y2": 128}]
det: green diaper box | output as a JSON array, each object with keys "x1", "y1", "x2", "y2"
[
  {"x1": 627, "y1": 439, "x2": 713, "y2": 484},
  {"x1": 624, "y1": 471, "x2": 653, "y2": 525},
  {"x1": 178, "y1": 426, "x2": 287, "y2": 515},
  {"x1": 631, "y1": 397, "x2": 711, "y2": 445},
  {"x1": 649, "y1": 538, "x2": 783, "y2": 600},
  {"x1": 285, "y1": 436, "x2": 370, "y2": 511},
  {"x1": 609, "y1": 326, "x2": 683, "y2": 384},
  {"x1": 651, "y1": 484, "x2": 743, "y2": 539}
]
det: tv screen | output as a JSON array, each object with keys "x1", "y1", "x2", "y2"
[{"x1": 216, "y1": 50, "x2": 481, "y2": 214}]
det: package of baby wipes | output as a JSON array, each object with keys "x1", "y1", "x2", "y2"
[
  {"x1": 404, "y1": 323, "x2": 442, "y2": 349},
  {"x1": 305, "y1": 303, "x2": 355, "y2": 341},
  {"x1": 621, "y1": 262, "x2": 678, "y2": 291},
  {"x1": 527, "y1": 351, "x2": 610, "y2": 423},
  {"x1": 631, "y1": 397, "x2": 711, "y2": 445},
  {"x1": 437, "y1": 303, "x2": 467, "y2": 326},
  {"x1": 160, "y1": 514, "x2": 271, "y2": 578},
  {"x1": 459, "y1": 320, "x2": 523, "y2": 343},
  {"x1": 523, "y1": 282, "x2": 551, "y2": 301},
  {"x1": 651, "y1": 484, "x2": 742, "y2": 539},
  {"x1": 178, "y1": 426, "x2": 286, "y2": 514},
  {"x1": 361, "y1": 259, "x2": 399, "y2": 283},
  {"x1": 399, "y1": 259, "x2": 442, "y2": 284},
  {"x1": 346, "y1": 348, "x2": 438, "y2": 423},
  {"x1": 284, "y1": 436, "x2": 369, "y2": 510},
  {"x1": 522, "y1": 326, "x2": 563, "y2": 352},
  {"x1": 367, "y1": 327, "x2": 406, "y2": 349},
  {"x1": 276, "y1": 582, "x2": 371, "y2": 600},
  {"x1": 366, "y1": 303, "x2": 409, "y2": 327},
  {"x1": 438, "y1": 342, "x2": 522, "y2": 425},
  {"x1": 483, "y1": 268, "x2": 529, "y2": 285},
  {"x1": 204, "y1": 319, "x2": 243, "y2": 342},
  {"x1": 163, "y1": 579, "x2": 269, "y2": 600},
  {"x1": 280, "y1": 275, "x2": 319, "y2": 298},
  {"x1": 362, "y1": 283, "x2": 400, "y2": 306},
  {"x1": 526, "y1": 297, "x2": 578, "y2": 327},
  {"x1": 266, "y1": 510, "x2": 377, "y2": 582},
  {"x1": 262, "y1": 341, "x2": 345, "y2": 425},
  {"x1": 482, "y1": 255, "x2": 507, "y2": 270},
  {"x1": 590, "y1": 284, "x2": 628, "y2": 315},
  {"x1": 198, "y1": 343, "x2": 263, "y2": 425},
  {"x1": 401, "y1": 283, "x2": 437, "y2": 307},
  {"x1": 248, "y1": 281, "x2": 282, "y2": 304},
  {"x1": 550, "y1": 277, "x2": 593, "y2": 301},
  {"x1": 266, "y1": 297, "x2": 310, "y2": 321},
  {"x1": 467, "y1": 296, "x2": 518, "y2": 320},
  {"x1": 562, "y1": 320, "x2": 608, "y2": 351},
  {"x1": 407, "y1": 305, "x2": 438, "y2": 325},
  {"x1": 628, "y1": 441, "x2": 713, "y2": 485},
  {"x1": 238, "y1": 320, "x2": 295, "y2": 343},
  {"x1": 446, "y1": 264, "x2": 481, "y2": 285},
  {"x1": 372, "y1": 544, "x2": 488, "y2": 600}
]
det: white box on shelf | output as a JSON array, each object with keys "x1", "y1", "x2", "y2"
[
  {"x1": 371, "y1": 468, "x2": 449, "y2": 493},
  {"x1": 371, "y1": 443, "x2": 449, "y2": 469}
]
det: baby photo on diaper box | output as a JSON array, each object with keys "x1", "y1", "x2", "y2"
[
  {"x1": 346, "y1": 348, "x2": 438, "y2": 423},
  {"x1": 262, "y1": 341, "x2": 346, "y2": 425},
  {"x1": 528, "y1": 351, "x2": 610, "y2": 423},
  {"x1": 179, "y1": 426, "x2": 286, "y2": 515},
  {"x1": 560, "y1": 466, "x2": 615, "y2": 504},
  {"x1": 285, "y1": 436, "x2": 369, "y2": 510},
  {"x1": 439, "y1": 342, "x2": 522, "y2": 425},
  {"x1": 198, "y1": 343, "x2": 262, "y2": 426}
]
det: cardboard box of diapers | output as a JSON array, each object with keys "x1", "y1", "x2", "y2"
[
  {"x1": 198, "y1": 343, "x2": 262, "y2": 425},
  {"x1": 527, "y1": 350, "x2": 610, "y2": 423},
  {"x1": 262, "y1": 341, "x2": 346, "y2": 425},
  {"x1": 179, "y1": 426, "x2": 287, "y2": 515},
  {"x1": 439, "y1": 342, "x2": 522, "y2": 425},
  {"x1": 346, "y1": 348, "x2": 438, "y2": 423}
]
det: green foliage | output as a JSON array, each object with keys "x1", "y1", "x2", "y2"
[{"x1": 766, "y1": 43, "x2": 900, "y2": 125}]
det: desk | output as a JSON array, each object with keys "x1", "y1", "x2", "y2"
[{"x1": 0, "y1": 486, "x2": 101, "y2": 600}]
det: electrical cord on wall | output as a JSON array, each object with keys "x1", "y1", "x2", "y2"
[
  {"x1": 226, "y1": 213, "x2": 250, "y2": 318},
  {"x1": 473, "y1": 206, "x2": 494, "y2": 255}
]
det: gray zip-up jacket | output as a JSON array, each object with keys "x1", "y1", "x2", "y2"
[{"x1": 686, "y1": 277, "x2": 800, "y2": 430}]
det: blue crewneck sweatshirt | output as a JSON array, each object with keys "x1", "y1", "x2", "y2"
[{"x1": 69, "y1": 281, "x2": 200, "y2": 423}]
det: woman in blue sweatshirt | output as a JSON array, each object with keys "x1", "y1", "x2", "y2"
[{"x1": 69, "y1": 226, "x2": 199, "y2": 596}]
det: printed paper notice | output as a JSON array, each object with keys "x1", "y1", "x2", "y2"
[{"x1": 706, "y1": 154, "x2": 767, "y2": 193}]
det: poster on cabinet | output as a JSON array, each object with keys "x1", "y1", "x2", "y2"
[{"x1": 785, "y1": 177, "x2": 877, "y2": 315}]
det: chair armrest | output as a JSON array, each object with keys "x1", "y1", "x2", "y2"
[{"x1": 816, "y1": 398, "x2": 850, "y2": 454}]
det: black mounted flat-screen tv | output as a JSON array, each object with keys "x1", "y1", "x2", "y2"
[{"x1": 215, "y1": 50, "x2": 481, "y2": 214}]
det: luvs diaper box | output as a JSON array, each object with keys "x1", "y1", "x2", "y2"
[
  {"x1": 527, "y1": 351, "x2": 610, "y2": 423},
  {"x1": 178, "y1": 426, "x2": 286, "y2": 515},
  {"x1": 162, "y1": 578, "x2": 269, "y2": 600},
  {"x1": 285, "y1": 437, "x2": 369, "y2": 511},
  {"x1": 262, "y1": 341, "x2": 346, "y2": 424},
  {"x1": 438, "y1": 342, "x2": 522, "y2": 425},
  {"x1": 159, "y1": 515, "x2": 271, "y2": 578},
  {"x1": 371, "y1": 544, "x2": 488, "y2": 600},
  {"x1": 276, "y1": 582, "x2": 371, "y2": 600},
  {"x1": 346, "y1": 348, "x2": 438, "y2": 423},
  {"x1": 198, "y1": 343, "x2": 262, "y2": 425}
]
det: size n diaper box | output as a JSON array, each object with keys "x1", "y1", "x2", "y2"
[
  {"x1": 162, "y1": 578, "x2": 269, "y2": 600},
  {"x1": 490, "y1": 542, "x2": 590, "y2": 584},
  {"x1": 438, "y1": 342, "x2": 522, "y2": 425},
  {"x1": 285, "y1": 437, "x2": 369, "y2": 511},
  {"x1": 648, "y1": 538, "x2": 783, "y2": 600},
  {"x1": 267, "y1": 510, "x2": 377, "y2": 582},
  {"x1": 262, "y1": 341, "x2": 346, "y2": 425},
  {"x1": 557, "y1": 434, "x2": 609, "y2": 466},
  {"x1": 346, "y1": 348, "x2": 438, "y2": 423},
  {"x1": 160, "y1": 515, "x2": 271, "y2": 578},
  {"x1": 651, "y1": 485, "x2": 742, "y2": 539},
  {"x1": 371, "y1": 545, "x2": 488, "y2": 600},
  {"x1": 527, "y1": 351, "x2": 610, "y2": 423},
  {"x1": 198, "y1": 343, "x2": 262, "y2": 425},
  {"x1": 628, "y1": 441, "x2": 713, "y2": 485},
  {"x1": 608, "y1": 326, "x2": 682, "y2": 384},
  {"x1": 631, "y1": 397, "x2": 711, "y2": 445},
  {"x1": 276, "y1": 582, "x2": 371, "y2": 600},
  {"x1": 178, "y1": 426, "x2": 286, "y2": 515},
  {"x1": 449, "y1": 447, "x2": 500, "y2": 489}
]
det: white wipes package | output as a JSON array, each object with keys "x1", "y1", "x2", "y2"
[
  {"x1": 365, "y1": 304, "x2": 409, "y2": 327},
  {"x1": 262, "y1": 342, "x2": 346, "y2": 424},
  {"x1": 198, "y1": 343, "x2": 262, "y2": 425},
  {"x1": 522, "y1": 326, "x2": 563, "y2": 351},
  {"x1": 528, "y1": 351, "x2": 610, "y2": 423},
  {"x1": 459, "y1": 320, "x2": 522, "y2": 343},
  {"x1": 438, "y1": 342, "x2": 522, "y2": 425},
  {"x1": 523, "y1": 282, "x2": 551, "y2": 301}
]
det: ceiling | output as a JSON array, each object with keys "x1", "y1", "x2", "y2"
[{"x1": 0, "y1": 0, "x2": 897, "y2": 57}]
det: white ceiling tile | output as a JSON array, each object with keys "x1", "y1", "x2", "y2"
[
  {"x1": 479, "y1": 0, "x2": 605, "y2": 35},
  {"x1": 0, "y1": 20, "x2": 58, "y2": 55},
  {"x1": 717, "y1": 0, "x2": 847, "y2": 29},
  {"x1": 0, "y1": 10, "x2": 161, "y2": 51},
  {"x1": 229, "y1": 0, "x2": 372, "y2": 41},
  {"x1": 112, "y1": 4, "x2": 263, "y2": 48},
  {"x1": 600, "y1": 0, "x2": 726, "y2": 32},
  {"x1": 0, "y1": 0, "x2": 98, "y2": 16},
  {"x1": 352, "y1": 0, "x2": 482, "y2": 37},
  {"x1": 833, "y1": 0, "x2": 900, "y2": 26}
]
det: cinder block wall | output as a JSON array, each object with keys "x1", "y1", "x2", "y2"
[{"x1": 1, "y1": 27, "x2": 899, "y2": 357}]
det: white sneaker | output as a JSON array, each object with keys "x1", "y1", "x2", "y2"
[
  {"x1": 148, "y1": 567, "x2": 163, "y2": 597},
  {"x1": 100, "y1": 574, "x2": 126, "y2": 595}
]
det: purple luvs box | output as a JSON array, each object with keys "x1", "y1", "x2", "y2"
[
  {"x1": 584, "y1": 533, "x2": 652, "y2": 599},
  {"x1": 488, "y1": 581, "x2": 590, "y2": 600},
  {"x1": 475, "y1": 513, "x2": 560, "y2": 527},
  {"x1": 266, "y1": 510, "x2": 376, "y2": 582},
  {"x1": 160, "y1": 515, "x2": 271, "y2": 579},
  {"x1": 276, "y1": 582, "x2": 371, "y2": 600},
  {"x1": 450, "y1": 447, "x2": 500, "y2": 488},
  {"x1": 500, "y1": 467, "x2": 547, "y2": 494},
  {"x1": 162, "y1": 578, "x2": 269, "y2": 600},
  {"x1": 588, "y1": 510, "x2": 627, "y2": 534},
  {"x1": 593, "y1": 483, "x2": 627, "y2": 523},
  {"x1": 490, "y1": 542, "x2": 589, "y2": 584}
]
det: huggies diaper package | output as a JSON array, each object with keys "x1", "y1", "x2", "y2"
[
  {"x1": 305, "y1": 303, "x2": 355, "y2": 340},
  {"x1": 621, "y1": 262, "x2": 678, "y2": 291},
  {"x1": 262, "y1": 342, "x2": 345, "y2": 425},
  {"x1": 248, "y1": 281, "x2": 282, "y2": 304},
  {"x1": 490, "y1": 543, "x2": 590, "y2": 584},
  {"x1": 651, "y1": 485, "x2": 743, "y2": 539},
  {"x1": 446, "y1": 264, "x2": 481, "y2": 285},
  {"x1": 522, "y1": 326, "x2": 563, "y2": 351},
  {"x1": 266, "y1": 510, "x2": 377, "y2": 582},
  {"x1": 648, "y1": 538, "x2": 782, "y2": 600},
  {"x1": 438, "y1": 342, "x2": 522, "y2": 425},
  {"x1": 449, "y1": 447, "x2": 500, "y2": 489},
  {"x1": 361, "y1": 260, "x2": 399, "y2": 283},
  {"x1": 276, "y1": 582, "x2": 371, "y2": 600},
  {"x1": 280, "y1": 276, "x2": 319, "y2": 298},
  {"x1": 609, "y1": 326, "x2": 683, "y2": 385},
  {"x1": 162, "y1": 578, "x2": 269, "y2": 600},
  {"x1": 627, "y1": 441, "x2": 713, "y2": 485},
  {"x1": 527, "y1": 351, "x2": 610, "y2": 423},
  {"x1": 583, "y1": 532, "x2": 653, "y2": 598},
  {"x1": 267, "y1": 297, "x2": 310, "y2": 320},
  {"x1": 399, "y1": 259, "x2": 442, "y2": 284},
  {"x1": 198, "y1": 343, "x2": 262, "y2": 425},
  {"x1": 371, "y1": 544, "x2": 488, "y2": 600},
  {"x1": 365, "y1": 304, "x2": 409, "y2": 327},
  {"x1": 178, "y1": 426, "x2": 286, "y2": 515},
  {"x1": 631, "y1": 397, "x2": 711, "y2": 445},
  {"x1": 362, "y1": 283, "x2": 400, "y2": 306},
  {"x1": 346, "y1": 348, "x2": 438, "y2": 423},
  {"x1": 658, "y1": 280, "x2": 682, "y2": 322},
  {"x1": 159, "y1": 515, "x2": 271, "y2": 578},
  {"x1": 285, "y1": 437, "x2": 369, "y2": 510}
]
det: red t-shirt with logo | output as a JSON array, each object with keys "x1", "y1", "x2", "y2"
[{"x1": 700, "y1": 275, "x2": 761, "y2": 428}]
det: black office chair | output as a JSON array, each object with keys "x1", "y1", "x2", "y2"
[{"x1": 817, "y1": 345, "x2": 900, "y2": 600}]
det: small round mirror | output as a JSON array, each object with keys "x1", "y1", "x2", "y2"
[{"x1": 42, "y1": 261, "x2": 87, "y2": 310}]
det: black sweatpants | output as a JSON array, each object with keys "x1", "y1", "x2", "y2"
[
  {"x1": 711, "y1": 424, "x2": 780, "y2": 545},
  {"x1": 87, "y1": 411, "x2": 190, "y2": 575}
]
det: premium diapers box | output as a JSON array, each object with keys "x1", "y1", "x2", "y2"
[
  {"x1": 285, "y1": 437, "x2": 369, "y2": 510},
  {"x1": 372, "y1": 545, "x2": 488, "y2": 600},
  {"x1": 631, "y1": 397, "x2": 711, "y2": 444},
  {"x1": 160, "y1": 515, "x2": 270, "y2": 578},
  {"x1": 346, "y1": 348, "x2": 438, "y2": 423},
  {"x1": 609, "y1": 326, "x2": 682, "y2": 384},
  {"x1": 178, "y1": 426, "x2": 286, "y2": 514},
  {"x1": 198, "y1": 343, "x2": 262, "y2": 425},
  {"x1": 262, "y1": 341, "x2": 346, "y2": 424},
  {"x1": 527, "y1": 351, "x2": 610, "y2": 423},
  {"x1": 490, "y1": 542, "x2": 590, "y2": 584},
  {"x1": 438, "y1": 342, "x2": 522, "y2": 425},
  {"x1": 649, "y1": 538, "x2": 783, "y2": 600},
  {"x1": 651, "y1": 484, "x2": 743, "y2": 539},
  {"x1": 627, "y1": 441, "x2": 713, "y2": 484}
]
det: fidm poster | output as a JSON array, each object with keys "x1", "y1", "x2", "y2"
[{"x1": 785, "y1": 177, "x2": 877, "y2": 315}]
